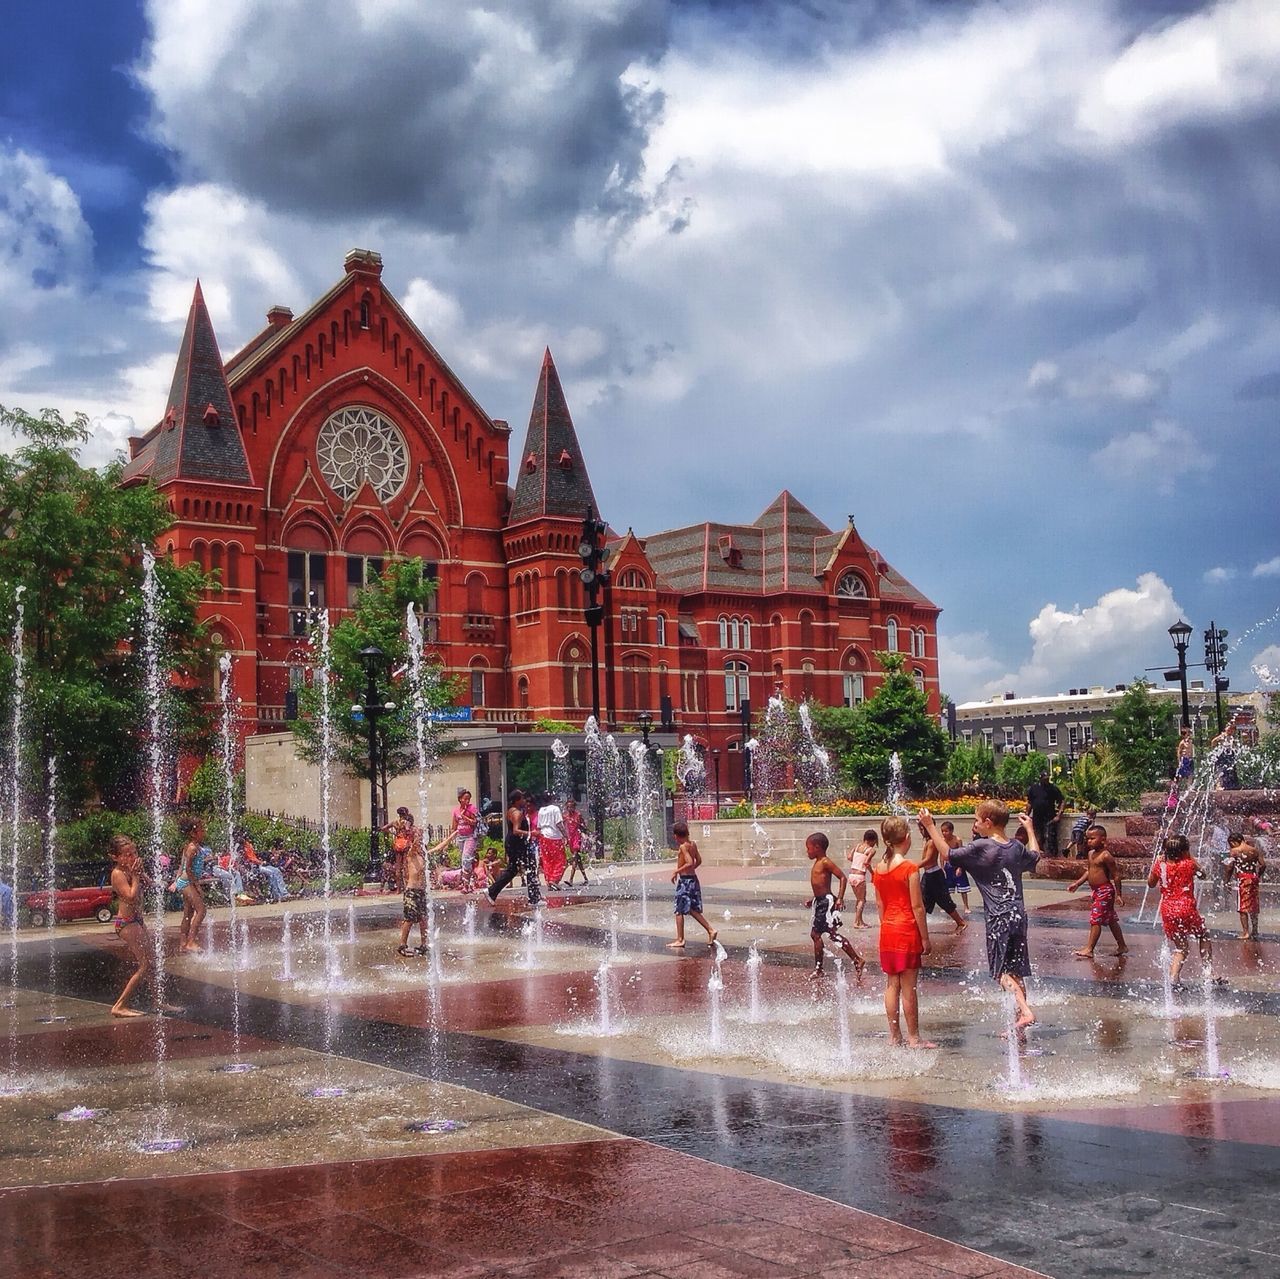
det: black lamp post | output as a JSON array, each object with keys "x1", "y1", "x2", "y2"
[
  {"x1": 1167, "y1": 619, "x2": 1192, "y2": 729},
  {"x1": 354, "y1": 645, "x2": 396, "y2": 878},
  {"x1": 637, "y1": 710, "x2": 653, "y2": 749},
  {"x1": 711, "y1": 748, "x2": 721, "y2": 811},
  {"x1": 578, "y1": 508, "x2": 609, "y2": 725}
]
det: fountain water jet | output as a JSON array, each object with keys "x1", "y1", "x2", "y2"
[
  {"x1": 280, "y1": 911, "x2": 294, "y2": 981},
  {"x1": 746, "y1": 941, "x2": 764, "y2": 1023},
  {"x1": 707, "y1": 940, "x2": 727, "y2": 1049},
  {"x1": 594, "y1": 959, "x2": 614, "y2": 1036},
  {"x1": 3, "y1": 588, "x2": 26, "y2": 1089},
  {"x1": 35, "y1": 757, "x2": 67, "y2": 1025},
  {"x1": 833, "y1": 954, "x2": 852, "y2": 1069}
]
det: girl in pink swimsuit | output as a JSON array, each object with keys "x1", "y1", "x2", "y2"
[{"x1": 847, "y1": 830, "x2": 876, "y2": 928}]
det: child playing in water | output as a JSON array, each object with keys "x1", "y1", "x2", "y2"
[
  {"x1": 1066, "y1": 825, "x2": 1128, "y2": 958},
  {"x1": 563, "y1": 799, "x2": 590, "y2": 886},
  {"x1": 940, "y1": 821, "x2": 971, "y2": 914},
  {"x1": 805, "y1": 832, "x2": 865, "y2": 980},
  {"x1": 1223, "y1": 833, "x2": 1264, "y2": 942},
  {"x1": 1151, "y1": 834, "x2": 1217, "y2": 987},
  {"x1": 919, "y1": 802, "x2": 1040, "y2": 1035},
  {"x1": 667, "y1": 822, "x2": 717, "y2": 949},
  {"x1": 846, "y1": 829, "x2": 876, "y2": 928},
  {"x1": 396, "y1": 820, "x2": 429, "y2": 957},
  {"x1": 173, "y1": 816, "x2": 207, "y2": 953},
  {"x1": 870, "y1": 816, "x2": 933, "y2": 1049},
  {"x1": 108, "y1": 835, "x2": 153, "y2": 1017}
]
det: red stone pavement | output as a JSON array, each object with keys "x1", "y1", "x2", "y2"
[{"x1": 0, "y1": 1138, "x2": 1045, "y2": 1279}]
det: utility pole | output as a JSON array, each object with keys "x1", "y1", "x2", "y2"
[{"x1": 1204, "y1": 621, "x2": 1229, "y2": 734}]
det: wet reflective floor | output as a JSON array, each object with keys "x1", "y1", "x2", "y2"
[{"x1": 2, "y1": 865, "x2": 1278, "y2": 1278}]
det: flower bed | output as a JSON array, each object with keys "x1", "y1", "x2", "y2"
[{"x1": 724, "y1": 794, "x2": 994, "y2": 819}]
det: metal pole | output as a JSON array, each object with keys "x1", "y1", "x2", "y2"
[
  {"x1": 603, "y1": 574, "x2": 617, "y2": 731},
  {"x1": 366, "y1": 663, "x2": 380, "y2": 874},
  {"x1": 1177, "y1": 644, "x2": 1190, "y2": 730}
]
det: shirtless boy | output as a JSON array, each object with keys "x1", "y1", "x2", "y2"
[
  {"x1": 396, "y1": 822, "x2": 429, "y2": 957},
  {"x1": 916, "y1": 818, "x2": 967, "y2": 934},
  {"x1": 108, "y1": 835, "x2": 153, "y2": 1017},
  {"x1": 805, "y1": 832, "x2": 865, "y2": 980},
  {"x1": 1067, "y1": 825, "x2": 1127, "y2": 958},
  {"x1": 667, "y1": 822, "x2": 717, "y2": 949},
  {"x1": 1223, "y1": 834, "x2": 1265, "y2": 940}
]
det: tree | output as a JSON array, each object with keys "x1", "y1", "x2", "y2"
[
  {"x1": 817, "y1": 652, "x2": 950, "y2": 792},
  {"x1": 1097, "y1": 679, "x2": 1178, "y2": 799},
  {"x1": 292, "y1": 559, "x2": 456, "y2": 818},
  {"x1": 1064, "y1": 744, "x2": 1124, "y2": 811},
  {"x1": 996, "y1": 750, "x2": 1050, "y2": 791},
  {"x1": 943, "y1": 739, "x2": 997, "y2": 789},
  {"x1": 0, "y1": 406, "x2": 208, "y2": 812}
]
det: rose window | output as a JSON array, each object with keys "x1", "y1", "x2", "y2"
[{"x1": 316, "y1": 406, "x2": 408, "y2": 503}]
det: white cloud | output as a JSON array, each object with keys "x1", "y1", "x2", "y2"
[
  {"x1": 1250, "y1": 644, "x2": 1280, "y2": 687},
  {"x1": 1253, "y1": 557, "x2": 1280, "y2": 578},
  {"x1": 1091, "y1": 420, "x2": 1212, "y2": 494},
  {"x1": 939, "y1": 631, "x2": 1005, "y2": 702},
  {"x1": 1203, "y1": 566, "x2": 1236, "y2": 584},
  {"x1": 1027, "y1": 358, "x2": 1166, "y2": 405},
  {"x1": 961, "y1": 574, "x2": 1185, "y2": 701}
]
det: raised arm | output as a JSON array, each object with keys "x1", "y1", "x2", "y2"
[
  {"x1": 1016, "y1": 811, "x2": 1040, "y2": 854},
  {"x1": 917, "y1": 809, "x2": 952, "y2": 864}
]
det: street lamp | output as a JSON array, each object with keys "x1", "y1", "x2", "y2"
[
  {"x1": 636, "y1": 710, "x2": 653, "y2": 748},
  {"x1": 1204, "y1": 621, "x2": 1229, "y2": 734},
  {"x1": 353, "y1": 645, "x2": 396, "y2": 879},
  {"x1": 1167, "y1": 619, "x2": 1192, "y2": 729},
  {"x1": 711, "y1": 748, "x2": 721, "y2": 811}
]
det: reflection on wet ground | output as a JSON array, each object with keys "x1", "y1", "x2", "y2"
[{"x1": 2, "y1": 865, "x2": 1278, "y2": 1278}]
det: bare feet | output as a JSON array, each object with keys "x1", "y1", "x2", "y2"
[
  {"x1": 1115, "y1": 947, "x2": 1129, "y2": 955},
  {"x1": 808, "y1": 966, "x2": 823, "y2": 981},
  {"x1": 852, "y1": 953, "x2": 866, "y2": 984},
  {"x1": 708, "y1": 930, "x2": 718, "y2": 946},
  {"x1": 905, "y1": 1038, "x2": 937, "y2": 1050},
  {"x1": 111, "y1": 1006, "x2": 144, "y2": 1018},
  {"x1": 1238, "y1": 932, "x2": 1251, "y2": 940},
  {"x1": 954, "y1": 919, "x2": 968, "y2": 933},
  {"x1": 665, "y1": 941, "x2": 685, "y2": 949},
  {"x1": 853, "y1": 921, "x2": 870, "y2": 929},
  {"x1": 1073, "y1": 949, "x2": 1095, "y2": 959},
  {"x1": 1015, "y1": 1009, "x2": 1036, "y2": 1030},
  {"x1": 181, "y1": 943, "x2": 202, "y2": 953}
]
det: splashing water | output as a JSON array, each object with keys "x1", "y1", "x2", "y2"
[
  {"x1": 314, "y1": 612, "x2": 337, "y2": 982},
  {"x1": 608, "y1": 905, "x2": 619, "y2": 959},
  {"x1": 628, "y1": 739, "x2": 657, "y2": 926},
  {"x1": 405, "y1": 605, "x2": 441, "y2": 942},
  {"x1": 594, "y1": 959, "x2": 614, "y2": 1036},
  {"x1": 280, "y1": 911, "x2": 294, "y2": 981},
  {"x1": 834, "y1": 954, "x2": 852, "y2": 1070},
  {"x1": 1003, "y1": 994, "x2": 1026, "y2": 1092},
  {"x1": 746, "y1": 941, "x2": 764, "y2": 1024},
  {"x1": 5, "y1": 587, "x2": 24, "y2": 1085},
  {"x1": 347, "y1": 900, "x2": 357, "y2": 946},
  {"x1": 463, "y1": 900, "x2": 477, "y2": 942},
  {"x1": 887, "y1": 753, "x2": 907, "y2": 816},
  {"x1": 675, "y1": 734, "x2": 706, "y2": 794},
  {"x1": 707, "y1": 944, "x2": 726, "y2": 1050}
]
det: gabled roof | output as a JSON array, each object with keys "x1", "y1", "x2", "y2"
[
  {"x1": 507, "y1": 349, "x2": 598, "y2": 523},
  {"x1": 122, "y1": 282, "x2": 253, "y2": 488}
]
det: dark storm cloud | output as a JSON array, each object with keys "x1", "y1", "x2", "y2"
[{"x1": 138, "y1": 1, "x2": 670, "y2": 234}]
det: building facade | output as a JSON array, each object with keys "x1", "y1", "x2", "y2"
[
  {"x1": 123, "y1": 251, "x2": 940, "y2": 792},
  {"x1": 955, "y1": 683, "x2": 1254, "y2": 767}
]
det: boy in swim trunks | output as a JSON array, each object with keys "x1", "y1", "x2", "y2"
[
  {"x1": 667, "y1": 822, "x2": 717, "y2": 949},
  {"x1": 108, "y1": 835, "x2": 153, "y2": 1017},
  {"x1": 1223, "y1": 834, "x2": 1264, "y2": 941},
  {"x1": 1066, "y1": 824, "x2": 1127, "y2": 958},
  {"x1": 916, "y1": 818, "x2": 967, "y2": 934},
  {"x1": 940, "y1": 821, "x2": 971, "y2": 914},
  {"x1": 396, "y1": 820, "x2": 429, "y2": 957},
  {"x1": 805, "y1": 832, "x2": 865, "y2": 980},
  {"x1": 920, "y1": 802, "x2": 1040, "y2": 1033}
]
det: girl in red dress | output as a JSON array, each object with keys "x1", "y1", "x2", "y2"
[
  {"x1": 870, "y1": 816, "x2": 934, "y2": 1048},
  {"x1": 1150, "y1": 834, "x2": 1215, "y2": 985}
]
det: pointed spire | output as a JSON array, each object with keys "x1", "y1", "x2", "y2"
[
  {"x1": 508, "y1": 348, "x2": 597, "y2": 522},
  {"x1": 148, "y1": 282, "x2": 253, "y2": 486}
]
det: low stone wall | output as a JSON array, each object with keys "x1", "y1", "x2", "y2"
[{"x1": 694, "y1": 813, "x2": 1140, "y2": 870}]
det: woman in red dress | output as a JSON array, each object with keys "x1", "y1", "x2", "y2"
[
  {"x1": 870, "y1": 816, "x2": 934, "y2": 1048},
  {"x1": 1151, "y1": 834, "x2": 1215, "y2": 986}
]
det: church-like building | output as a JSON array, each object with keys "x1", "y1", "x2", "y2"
[{"x1": 123, "y1": 250, "x2": 940, "y2": 792}]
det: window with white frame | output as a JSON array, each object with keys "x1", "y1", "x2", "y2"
[
  {"x1": 983, "y1": 728, "x2": 994, "y2": 746},
  {"x1": 1004, "y1": 727, "x2": 1014, "y2": 747},
  {"x1": 724, "y1": 660, "x2": 749, "y2": 711},
  {"x1": 842, "y1": 672, "x2": 865, "y2": 707},
  {"x1": 1047, "y1": 725, "x2": 1058, "y2": 747},
  {"x1": 1068, "y1": 724, "x2": 1079, "y2": 746},
  {"x1": 718, "y1": 616, "x2": 728, "y2": 648},
  {"x1": 962, "y1": 729, "x2": 973, "y2": 743},
  {"x1": 886, "y1": 617, "x2": 899, "y2": 651},
  {"x1": 655, "y1": 614, "x2": 667, "y2": 647},
  {"x1": 913, "y1": 668, "x2": 925, "y2": 693}
]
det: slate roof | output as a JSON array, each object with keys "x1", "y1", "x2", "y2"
[
  {"x1": 507, "y1": 350, "x2": 598, "y2": 523},
  {"x1": 122, "y1": 283, "x2": 253, "y2": 487},
  {"x1": 641, "y1": 492, "x2": 936, "y2": 610}
]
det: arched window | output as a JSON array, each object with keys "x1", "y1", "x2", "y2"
[
  {"x1": 617, "y1": 568, "x2": 647, "y2": 590},
  {"x1": 556, "y1": 568, "x2": 571, "y2": 613},
  {"x1": 914, "y1": 628, "x2": 927, "y2": 658},
  {"x1": 836, "y1": 570, "x2": 868, "y2": 599},
  {"x1": 799, "y1": 610, "x2": 814, "y2": 651},
  {"x1": 655, "y1": 614, "x2": 667, "y2": 647},
  {"x1": 209, "y1": 542, "x2": 224, "y2": 585},
  {"x1": 741, "y1": 618, "x2": 751, "y2": 649},
  {"x1": 465, "y1": 572, "x2": 486, "y2": 616},
  {"x1": 801, "y1": 660, "x2": 815, "y2": 701},
  {"x1": 886, "y1": 617, "x2": 899, "y2": 652},
  {"x1": 225, "y1": 544, "x2": 241, "y2": 590},
  {"x1": 517, "y1": 676, "x2": 530, "y2": 709},
  {"x1": 913, "y1": 668, "x2": 926, "y2": 693},
  {"x1": 469, "y1": 660, "x2": 487, "y2": 707},
  {"x1": 286, "y1": 527, "x2": 330, "y2": 635},
  {"x1": 621, "y1": 655, "x2": 650, "y2": 712},
  {"x1": 718, "y1": 616, "x2": 728, "y2": 648},
  {"x1": 843, "y1": 672, "x2": 865, "y2": 707},
  {"x1": 729, "y1": 617, "x2": 740, "y2": 649},
  {"x1": 561, "y1": 639, "x2": 587, "y2": 710},
  {"x1": 724, "y1": 660, "x2": 749, "y2": 712}
]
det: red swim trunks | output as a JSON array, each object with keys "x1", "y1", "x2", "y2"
[
  {"x1": 1237, "y1": 872, "x2": 1260, "y2": 916},
  {"x1": 1089, "y1": 881, "x2": 1117, "y2": 926}
]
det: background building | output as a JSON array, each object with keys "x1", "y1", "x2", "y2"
[{"x1": 124, "y1": 250, "x2": 940, "y2": 799}]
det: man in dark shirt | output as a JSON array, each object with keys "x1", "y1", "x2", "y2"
[{"x1": 1026, "y1": 772, "x2": 1064, "y2": 855}]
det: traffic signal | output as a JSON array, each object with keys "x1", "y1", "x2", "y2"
[
  {"x1": 1204, "y1": 623, "x2": 1228, "y2": 674},
  {"x1": 579, "y1": 508, "x2": 609, "y2": 624}
]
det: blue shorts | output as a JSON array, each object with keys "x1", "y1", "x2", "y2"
[
  {"x1": 674, "y1": 874, "x2": 703, "y2": 916},
  {"x1": 944, "y1": 864, "x2": 969, "y2": 891}
]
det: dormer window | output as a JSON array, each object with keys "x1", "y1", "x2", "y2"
[
  {"x1": 524, "y1": 453, "x2": 538, "y2": 474},
  {"x1": 836, "y1": 570, "x2": 868, "y2": 599},
  {"x1": 557, "y1": 449, "x2": 573, "y2": 470},
  {"x1": 202, "y1": 403, "x2": 220, "y2": 427}
]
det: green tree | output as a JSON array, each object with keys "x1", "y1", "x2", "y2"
[
  {"x1": 817, "y1": 652, "x2": 950, "y2": 792},
  {"x1": 1063, "y1": 744, "x2": 1124, "y2": 811},
  {"x1": 292, "y1": 559, "x2": 455, "y2": 818},
  {"x1": 1097, "y1": 679, "x2": 1179, "y2": 799},
  {"x1": 943, "y1": 739, "x2": 997, "y2": 789},
  {"x1": 0, "y1": 405, "x2": 208, "y2": 811},
  {"x1": 996, "y1": 749, "x2": 1050, "y2": 791}
]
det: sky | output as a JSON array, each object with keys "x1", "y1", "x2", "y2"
[{"x1": 1, "y1": 0, "x2": 1278, "y2": 703}]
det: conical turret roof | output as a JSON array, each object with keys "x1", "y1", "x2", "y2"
[{"x1": 508, "y1": 349, "x2": 597, "y2": 522}]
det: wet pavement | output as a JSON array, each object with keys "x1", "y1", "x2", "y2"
[{"x1": 2, "y1": 863, "x2": 1278, "y2": 1278}]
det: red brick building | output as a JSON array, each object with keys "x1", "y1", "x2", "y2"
[{"x1": 124, "y1": 251, "x2": 940, "y2": 791}]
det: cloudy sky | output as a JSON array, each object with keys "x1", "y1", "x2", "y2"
[{"x1": 2, "y1": 0, "x2": 1278, "y2": 701}]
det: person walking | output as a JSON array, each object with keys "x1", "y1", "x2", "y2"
[{"x1": 1026, "y1": 771, "x2": 1064, "y2": 856}]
